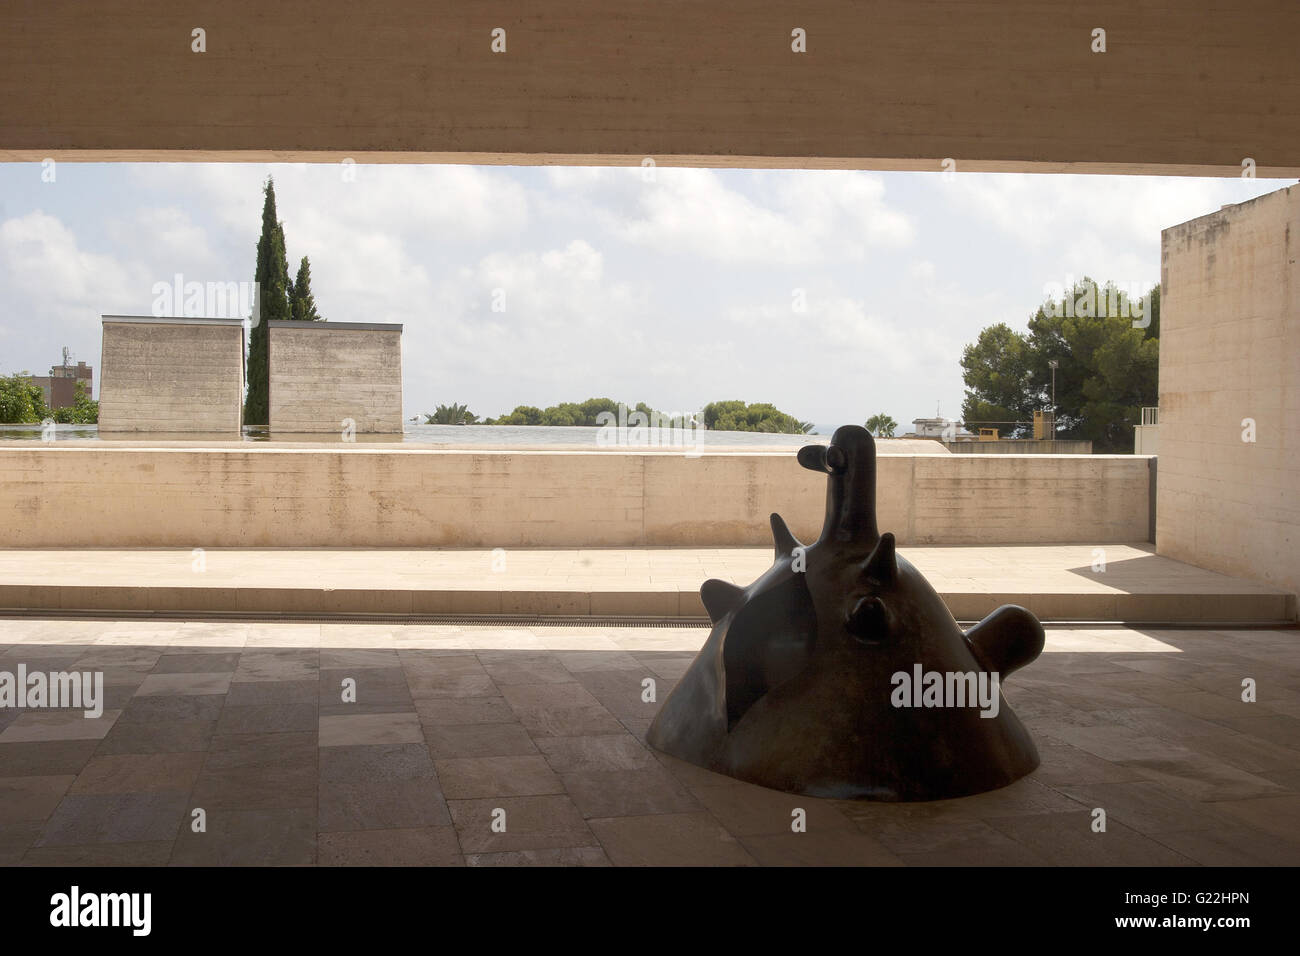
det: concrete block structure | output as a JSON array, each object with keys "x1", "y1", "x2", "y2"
[
  {"x1": 1158, "y1": 184, "x2": 1300, "y2": 597},
  {"x1": 98, "y1": 316, "x2": 244, "y2": 434},
  {"x1": 268, "y1": 321, "x2": 403, "y2": 434}
]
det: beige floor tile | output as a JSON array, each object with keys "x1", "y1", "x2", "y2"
[
  {"x1": 0, "y1": 775, "x2": 76, "y2": 824},
  {"x1": 1212, "y1": 793, "x2": 1300, "y2": 840},
  {"x1": 170, "y1": 808, "x2": 315, "y2": 865},
  {"x1": 415, "y1": 696, "x2": 516, "y2": 726},
  {"x1": 465, "y1": 846, "x2": 610, "y2": 866},
  {"x1": 691, "y1": 783, "x2": 859, "y2": 837},
  {"x1": 499, "y1": 683, "x2": 624, "y2": 737},
  {"x1": 434, "y1": 755, "x2": 564, "y2": 799},
  {"x1": 318, "y1": 826, "x2": 463, "y2": 866},
  {"x1": 69, "y1": 753, "x2": 205, "y2": 795},
  {"x1": 588, "y1": 811, "x2": 757, "y2": 866},
  {"x1": 0, "y1": 710, "x2": 121, "y2": 743},
  {"x1": 136, "y1": 672, "x2": 232, "y2": 696},
  {"x1": 319, "y1": 713, "x2": 423, "y2": 747},
  {"x1": 1149, "y1": 825, "x2": 1300, "y2": 866},
  {"x1": 448, "y1": 795, "x2": 595, "y2": 853},
  {"x1": 535, "y1": 734, "x2": 658, "y2": 773},
  {"x1": 561, "y1": 766, "x2": 700, "y2": 818},
  {"x1": 22, "y1": 841, "x2": 174, "y2": 866},
  {"x1": 424, "y1": 722, "x2": 538, "y2": 758},
  {"x1": 985, "y1": 811, "x2": 1197, "y2": 865}
]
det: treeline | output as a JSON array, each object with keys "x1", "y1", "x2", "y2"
[
  {"x1": 0, "y1": 374, "x2": 98, "y2": 424},
  {"x1": 424, "y1": 398, "x2": 815, "y2": 434}
]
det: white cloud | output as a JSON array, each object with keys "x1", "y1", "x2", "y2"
[
  {"x1": 544, "y1": 167, "x2": 914, "y2": 264},
  {"x1": 951, "y1": 173, "x2": 1286, "y2": 265},
  {"x1": 403, "y1": 239, "x2": 666, "y2": 414},
  {"x1": 0, "y1": 210, "x2": 141, "y2": 323},
  {"x1": 136, "y1": 163, "x2": 530, "y2": 243}
]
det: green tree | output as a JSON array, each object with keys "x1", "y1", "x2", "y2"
[
  {"x1": 865, "y1": 413, "x2": 898, "y2": 438},
  {"x1": 424, "y1": 403, "x2": 478, "y2": 425},
  {"x1": 702, "y1": 400, "x2": 813, "y2": 434},
  {"x1": 960, "y1": 279, "x2": 1160, "y2": 452},
  {"x1": 959, "y1": 322, "x2": 1036, "y2": 436},
  {"x1": 492, "y1": 405, "x2": 545, "y2": 426},
  {"x1": 290, "y1": 256, "x2": 323, "y2": 322},
  {"x1": 483, "y1": 398, "x2": 811, "y2": 431},
  {"x1": 489, "y1": 398, "x2": 642, "y2": 427},
  {"x1": 243, "y1": 177, "x2": 292, "y2": 426},
  {"x1": 578, "y1": 397, "x2": 621, "y2": 423},
  {"x1": 0, "y1": 373, "x2": 48, "y2": 423}
]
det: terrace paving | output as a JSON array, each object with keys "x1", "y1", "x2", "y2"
[
  {"x1": 0, "y1": 544, "x2": 1291, "y2": 623},
  {"x1": 0, "y1": 619, "x2": 1297, "y2": 866}
]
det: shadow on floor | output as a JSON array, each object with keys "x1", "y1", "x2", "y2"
[{"x1": 0, "y1": 621, "x2": 1298, "y2": 866}]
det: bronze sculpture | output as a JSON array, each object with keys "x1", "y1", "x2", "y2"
[{"x1": 647, "y1": 425, "x2": 1044, "y2": 800}]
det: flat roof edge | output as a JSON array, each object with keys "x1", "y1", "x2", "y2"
[
  {"x1": 266, "y1": 321, "x2": 403, "y2": 332},
  {"x1": 101, "y1": 315, "x2": 246, "y2": 327}
]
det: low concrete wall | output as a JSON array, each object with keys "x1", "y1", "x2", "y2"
[
  {"x1": 0, "y1": 445, "x2": 1151, "y2": 548},
  {"x1": 98, "y1": 317, "x2": 244, "y2": 433},
  {"x1": 268, "y1": 321, "x2": 403, "y2": 434},
  {"x1": 944, "y1": 440, "x2": 1094, "y2": 454}
]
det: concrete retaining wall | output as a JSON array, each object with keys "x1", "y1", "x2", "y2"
[{"x1": 0, "y1": 446, "x2": 1151, "y2": 548}]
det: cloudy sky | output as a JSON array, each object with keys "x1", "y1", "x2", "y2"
[{"x1": 0, "y1": 162, "x2": 1292, "y2": 430}]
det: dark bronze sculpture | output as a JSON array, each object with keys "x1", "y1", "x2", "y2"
[{"x1": 647, "y1": 425, "x2": 1044, "y2": 800}]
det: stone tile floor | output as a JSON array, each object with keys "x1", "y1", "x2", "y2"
[{"x1": 1, "y1": 618, "x2": 1298, "y2": 866}]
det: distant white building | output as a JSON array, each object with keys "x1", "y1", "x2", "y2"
[{"x1": 905, "y1": 417, "x2": 976, "y2": 440}]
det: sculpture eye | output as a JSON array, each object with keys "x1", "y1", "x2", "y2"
[{"x1": 846, "y1": 595, "x2": 889, "y2": 643}]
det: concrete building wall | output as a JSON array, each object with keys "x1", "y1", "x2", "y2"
[
  {"x1": 268, "y1": 322, "x2": 402, "y2": 434},
  {"x1": 97, "y1": 317, "x2": 244, "y2": 433},
  {"x1": 2, "y1": 2, "x2": 1298, "y2": 176},
  {"x1": 1157, "y1": 184, "x2": 1300, "y2": 597},
  {"x1": 0, "y1": 446, "x2": 1150, "y2": 548}
]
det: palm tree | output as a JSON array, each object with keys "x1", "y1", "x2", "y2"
[
  {"x1": 424, "y1": 403, "x2": 479, "y2": 425},
  {"x1": 865, "y1": 413, "x2": 898, "y2": 438}
]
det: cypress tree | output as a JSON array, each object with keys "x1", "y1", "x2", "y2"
[
  {"x1": 291, "y1": 256, "x2": 323, "y2": 321},
  {"x1": 243, "y1": 178, "x2": 291, "y2": 426}
]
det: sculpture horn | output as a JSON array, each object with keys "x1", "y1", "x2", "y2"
[
  {"x1": 700, "y1": 579, "x2": 745, "y2": 624},
  {"x1": 861, "y1": 532, "x2": 897, "y2": 587},
  {"x1": 769, "y1": 512, "x2": 801, "y2": 560}
]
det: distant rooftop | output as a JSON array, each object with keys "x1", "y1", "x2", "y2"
[
  {"x1": 266, "y1": 320, "x2": 403, "y2": 332},
  {"x1": 102, "y1": 314, "x2": 245, "y2": 326}
]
